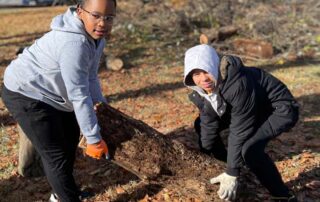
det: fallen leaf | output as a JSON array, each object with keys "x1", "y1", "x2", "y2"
[
  {"x1": 301, "y1": 152, "x2": 314, "y2": 159},
  {"x1": 115, "y1": 186, "x2": 126, "y2": 194}
]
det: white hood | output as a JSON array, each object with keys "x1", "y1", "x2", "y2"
[
  {"x1": 184, "y1": 44, "x2": 225, "y2": 116},
  {"x1": 184, "y1": 44, "x2": 220, "y2": 88}
]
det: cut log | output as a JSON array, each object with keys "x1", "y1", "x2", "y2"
[
  {"x1": 106, "y1": 57, "x2": 124, "y2": 71},
  {"x1": 200, "y1": 25, "x2": 238, "y2": 44},
  {"x1": 199, "y1": 34, "x2": 210, "y2": 45},
  {"x1": 199, "y1": 29, "x2": 218, "y2": 44},
  {"x1": 232, "y1": 38, "x2": 274, "y2": 59},
  {"x1": 217, "y1": 25, "x2": 238, "y2": 41}
]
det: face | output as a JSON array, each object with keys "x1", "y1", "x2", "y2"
[
  {"x1": 77, "y1": 0, "x2": 116, "y2": 40},
  {"x1": 191, "y1": 69, "x2": 216, "y2": 93}
]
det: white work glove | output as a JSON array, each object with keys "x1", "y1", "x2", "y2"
[{"x1": 210, "y1": 172, "x2": 238, "y2": 201}]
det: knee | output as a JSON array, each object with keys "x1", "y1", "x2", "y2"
[
  {"x1": 282, "y1": 102, "x2": 299, "y2": 128},
  {"x1": 271, "y1": 102, "x2": 299, "y2": 134},
  {"x1": 289, "y1": 103, "x2": 299, "y2": 127}
]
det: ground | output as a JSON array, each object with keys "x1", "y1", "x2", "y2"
[{"x1": 0, "y1": 1, "x2": 320, "y2": 202}]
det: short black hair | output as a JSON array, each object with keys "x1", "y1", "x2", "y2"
[{"x1": 77, "y1": 0, "x2": 117, "y2": 8}]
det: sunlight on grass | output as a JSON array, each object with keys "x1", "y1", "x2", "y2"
[
  {"x1": 271, "y1": 64, "x2": 320, "y2": 140},
  {"x1": 303, "y1": 118, "x2": 320, "y2": 136},
  {"x1": 0, "y1": 162, "x2": 15, "y2": 179},
  {"x1": 0, "y1": 125, "x2": 10, "y2": 155},
  {"x1": 271, "y1": 65, "x2": 320, "y2": 95},
  {"x1": 0, "y1": 6, "x2": 67, "y2": 37},
  {"x1": 0, "y1": 6, "x2": 68, "y2": 71},
  {"x1": 0, "y1": 125, "x2": 18, "y2": 179}
]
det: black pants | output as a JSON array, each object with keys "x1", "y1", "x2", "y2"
[
  {"x1": 2, "y1": 86, "x2": 81, "y2": 202},
  {"x1": 194, "y1": 102, "x2": 299, "y2": 198}
]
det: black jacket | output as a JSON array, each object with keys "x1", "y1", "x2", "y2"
[{"x1": 189, "y1": 56, "x2": 297, "y2": 176}]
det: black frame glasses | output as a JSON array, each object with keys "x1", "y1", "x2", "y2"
[{"x1": 81, "y1": 7, "x2": 115, "y2": 24}]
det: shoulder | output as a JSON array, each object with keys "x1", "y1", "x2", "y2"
[
  {"x1": 58, "y1": 37, "x2": 95, "y2": 60},
  {"x1": 52, "y1": 30, "x2": 93, "y2": 50},
  {"x1": 188, "y1": 91, "x2": 217, "y2": 116},
  {"x1": 188, "y1": 90, "x2": 201, "y2": 100}
]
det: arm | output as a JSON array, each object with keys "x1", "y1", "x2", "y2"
[
  {"x1": 199, "y1": 109, "x2": 221, "y2": 151},
  {"x1": 89, "y1": 41, "x2": 107, "y2": 104},
  {"x1": 189, "y1": 92, "x2": 221, "y2": 151},
  {"x1": 226, "y1": 79, "x2": 257, "y2": 176},
  {"x1": 59, "y1": 42, "x2": 101, "y2": 144}
]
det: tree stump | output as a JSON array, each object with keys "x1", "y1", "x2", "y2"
[{"x1": 106, "y1": 57, "x2": 124, "y2": 71}]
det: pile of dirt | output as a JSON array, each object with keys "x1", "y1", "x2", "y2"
[{"x1": 95, "y1": 104, "x2": 226, "y2": 200}]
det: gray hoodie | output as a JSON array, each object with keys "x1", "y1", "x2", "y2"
[{"x1": 4, "y1": 7, "x2": 106, "y2": 144}]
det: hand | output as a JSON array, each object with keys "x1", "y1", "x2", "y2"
[
  {"x1": 210, "y1": 172, "x2": 238, "y2": 201},
  {"x1": 85, "y1": 140, "x2": 110, "y2": 160}
]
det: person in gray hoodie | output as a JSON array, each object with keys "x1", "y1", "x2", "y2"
[
  {"x1": 1, "y1": 0, "x2": 117, "y2": 201},
  {"x1": 184, "y1": 44, "x2": 298, "y2": 202}
]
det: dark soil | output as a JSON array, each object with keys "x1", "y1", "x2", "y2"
[{"x1": 95, "y1": 104, "x2": 226, "y2": 201}]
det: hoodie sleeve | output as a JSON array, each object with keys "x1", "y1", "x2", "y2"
[
  {"x1": 59, "y1": 41, "x2": 101, "y2": 144},
  {"x1": 226, "y1": 77, "x2": 257, "y2": 176},
  {"x1": 89, "y1": 40, "x2": 107, "y2": 104}
]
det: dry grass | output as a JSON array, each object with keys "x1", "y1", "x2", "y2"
[{"x1": 0, "y1": 6, "x2": 67, "y2": 73}]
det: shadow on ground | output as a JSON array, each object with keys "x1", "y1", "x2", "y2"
[
  {"x1": 0, "y1": 112, "x2": 15, "y2": 127},
  {"x1": 0, "y1": 32, "x2": 46, "y2": 40},
  {"x1": 258, "y1": 58, "x2": 320, "y2": 73},
  {"x1": 107, "y1": 81, "x2": 184, "y2": 102},
  {"x1": 0, "y1": 148, "x2": 146, "y2": 201},
  {"x1": 287, "y1": 167, "x2": 320, "y2": 201}
]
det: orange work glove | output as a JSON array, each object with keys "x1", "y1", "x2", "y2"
[{"x1": 85, "y1": 140, "x2": 110, "y2": 160}]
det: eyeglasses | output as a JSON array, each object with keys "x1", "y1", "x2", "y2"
[{"x1": 81, "y1": 7, "x2": 115, "y2": 24}]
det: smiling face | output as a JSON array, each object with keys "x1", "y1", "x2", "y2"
[
  {"x1": 77, "y1": 0, "x2": 116, "y2": 40},
  {"x1": 191, "y1": 69, "x2": 216, "y2": 93}
]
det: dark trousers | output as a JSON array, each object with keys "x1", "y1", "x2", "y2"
[
  {"x1": 2, "y1": 86, "x2": 81, "y2": 202},
  {"x1": 194, "y1": 102, "x2": 299, "y2": 197}
]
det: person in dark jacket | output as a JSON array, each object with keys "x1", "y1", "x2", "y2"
[{"x1": 183, "y1": 44, "x2": 299, "y2": 201}]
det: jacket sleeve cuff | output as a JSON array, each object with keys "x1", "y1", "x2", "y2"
[
  {"x1": 226, "y1": 167, "x2": 240, "y2": 177},
  {"x1": 86, "y1": 134, "x2": 102, "y2": 145}
]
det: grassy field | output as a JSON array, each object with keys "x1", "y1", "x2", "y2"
[{"x1": 0, "y1": 6, "x2": 319, "y2": 202}]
